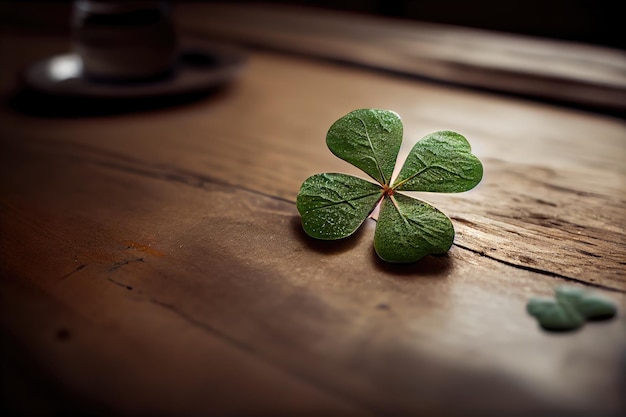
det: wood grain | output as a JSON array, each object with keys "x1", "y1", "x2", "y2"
[
  {"x1": 2, "y1": 133, "x2": 624, "y2": 416},
  {"x1": 1, "y1": 23, "x2": 625, "y2": 417}
]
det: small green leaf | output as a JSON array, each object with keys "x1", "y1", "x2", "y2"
[
  {"x1": 326, "y1": 109, "x2": 402, "y2": 185},
  {"x1": 374, "y1": 193, "x2": 454, "y2": 263},
  {"x1": 297, "y1": 173, "x2": 382, "y2": 239},
  {"x1": 555, "y1": 285, "x2": 617, "y2": 320},
  {"x1": 526, "y1": 297, "x2": 585, "y2": 331},
  {"x1": 393, "y1": 131, "x2": 483, "y2": 193}
]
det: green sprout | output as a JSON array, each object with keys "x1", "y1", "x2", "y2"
[{"x1": 296, "y1": 109, "x2": 483, "y2": 263}]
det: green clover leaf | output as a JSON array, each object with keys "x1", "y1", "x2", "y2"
[
  {"x1": 554, "y1": 285, "x2": 617, "y2": 320},
  {"x1": 526, "y1": 297, "x2": 586, "y2": 331},
  {"x1": 297, "y1": 109, "x2": 483, "y2": 263},
  {"x1": 526, "y1": 285, "x2": 617, "y2": 332}
]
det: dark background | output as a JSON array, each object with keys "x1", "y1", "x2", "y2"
[
  {"x1": 209, "y1": 0, "x2": 624, "y2": 50},
  {"x1": 2, "y1": 0, "x2": 623, "y2": 50}
]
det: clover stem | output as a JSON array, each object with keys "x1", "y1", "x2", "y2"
[{"x1": 382, "y1": 184, "x2": 395, "y2": 197}]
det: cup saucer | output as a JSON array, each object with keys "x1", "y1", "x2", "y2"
[{"x1": 21, "y1": 38, "x2": 247, "y2": 99}]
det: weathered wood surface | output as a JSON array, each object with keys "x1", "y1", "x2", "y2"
[{"x1": 1, "y1": 11, "x2": 626, "y2": 417}]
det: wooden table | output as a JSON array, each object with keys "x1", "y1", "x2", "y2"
[{"x1": 1, "y1": 3, "x2": 625, "y2": 416}]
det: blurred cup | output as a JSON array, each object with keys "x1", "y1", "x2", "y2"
[{"x1": 72, "y1": 0, "x2": 178, "y2": 82}]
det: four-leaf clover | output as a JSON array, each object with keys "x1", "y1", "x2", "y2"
[{"x1": 296, "y1": 109, "x2": 483, "y2": 263}]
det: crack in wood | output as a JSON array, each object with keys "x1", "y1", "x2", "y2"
[
  {"x1": 26, "y1": 137, "x2": 295, "y2": 207},
  {"x1": 453, "y1": 242, "x2": 625, "y2": 293},
  {"x1": 149, "y1": 297, "x2": 372, "y2": 414},
  {"x1": 59, "y1": 263, "x2": 87, "y2": 280},
  {"x1": 107, "y1": 277, "x2": 133, "y2": 290},
  {"x1": 91, "y1": 158, "x2": 294, "y2": 206},
  {"x1": 108, "y1": 257, "x2": 144, "y2": 272}
]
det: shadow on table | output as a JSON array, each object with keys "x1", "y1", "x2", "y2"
[
  {"x1": 290, "y1": 216, "x2": 453, "y2": 277},
  {"x1": 371, "y1": 249, "x2": 452, "y2": 277},
  {"x1": 290, "y1": 216, "x2": 367, "y2": 256},
  {"x1": 6, "y1": 85, "x2": 233, "y2": 118}
]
